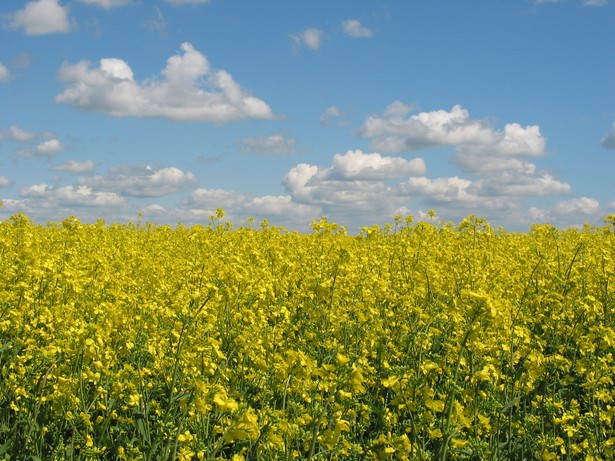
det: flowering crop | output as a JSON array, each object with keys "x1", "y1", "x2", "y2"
[{"x1": 1, "y1": 211, "x2": 614, "y2": 460}]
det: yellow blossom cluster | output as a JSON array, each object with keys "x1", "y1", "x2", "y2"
[{"x1": 1, "y1": 212, "x2": 614, "y2": 460}]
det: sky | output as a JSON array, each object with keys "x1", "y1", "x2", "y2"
[{"x1": 1, "y1": 0, "x2": 614, "y2": 233}]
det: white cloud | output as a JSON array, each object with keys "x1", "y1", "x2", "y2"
[
  {"x1": 528, "y1": 197, "x2": 603, "y2": 229},
  {"x1": 291, "y1": 28, "x2": 324, "y2": 51},
  {"x1": 188, "y1": 187, "x2": 249, "y2": 210},
  {"x1": 326, "y1": 150, "x2": 425, "y2": 180},
  {"x1": 383, "y1": 101, "x2": 415, "y2": 117},
  {"x1": 476, "y1": 171, "x2": 570, "y2": 196},
  {"x1": 360, "y1": 104, "x2": 545, "y2": 155},
  {"x1": 0, "y1": 63, "x2": 11, "y2": 83},
  {"x1": 399, "y1": 176, "x2": 517, "y2": 211},
  {"x1": 459, "y1": 123, "x2": 546, "y2": 157},
  {"x1": 583, "y1": 0, "x2": 607, "y2": 6},
  {"x1": 51, "y1": 160, "x2": 96, "y2": 173},
  {"x1": 238, "y1": 133, "x2": 296, "y2": 155},
  {"x1": 600, "y1": 122, "x2": 615, "y2": 149},
  {"x1": 358, "y1": 102, "x2": 564, "y2": 199},
  {"x1": 35, "y1": 139, "x2": 64, "y2": 157},
  {"x1": 0, "y1": 176, "x2": 11, "y2": 188},
  {"x1": 185, "y1": 188, "x2": 319, "y2": 229},
  {"x1": 142, "y1": 6, "x2": 166, "y2": 33},
  {"x1": 554, "y1": 197, "x2": 600, "y2": 215},
  {"x1": 10, "y1": 0, "x2": 71, "y2": 36},
  {"x1": 359, "y1": 104, "x2": 496, "y2": 152},
  {"x1": 79, "y1": 165, "x2": 196, "y2": 197},
  {"x1": 0, "y1": 126, "x2": 35, "y2": 142},
  {"x1": 342, "y1": 19, "x2": 374, "y2": 38},
  {"x1": 78, "y1": 0, "x2": 132, "y2": 8},
  {"x1": 401, "y1": 176, "x2": 475, "y2": 203},
  {"x1": 320, "y1": 106, "x2": 345, "y2": 126},
  {"x1": 20, "y1": 183, "x2": 125, "y2": 207},
  {"x1": 55, "y1": 42, "x2": 275, "y2": 122},
  {"x1": 282, "y1": 151, "x2": 415, "y2": 212},
  {"x1": 528, "y1": 207, "x2": 550, "y2": 223}
]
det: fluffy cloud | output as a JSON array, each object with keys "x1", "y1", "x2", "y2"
[
  {"x1": 400, "y1": 176, "x2": 487, "y2": 206},
  {"x1": 600, "y1": 122, "x2": 615, "y2": 149},
  {"x1": 36, "y1": 139, "x2": 64, "y2": 157},
  {"x1": 358, "y1": 101, "x2": 565, "y2": 200},
  {"x1": 0, "y1": 176, "x2": 11, "y2": 188},
  {"x1": 238, "y1": 133, "x2": 297, "y2": 156},
  {"x1": 185, "y1": 188, "x2": 319, "y2": 228},
  {"x1": 0, "y1": 126, "x2": 35, "y2": 142},
  {"x1": 188, "y1": 187, "x2": 249, "y2": 210},
  {"x1": 291, "y1": 28, "x2": 324, "y2": 51},
  {"x1": 16, "y1": 138, "x2": 65, "y2": 158},
  {"x1": 554, "y1": 197, "x2": 601, "y2": 215},
  {"x1": 10, "y1": 0, "x2": 71, "y2": 36},
  {"x1": 320, "y1": 106, "x2": 341, "y2": 126},
  {"x1": 359, "y1": 103, "x2": 546, "y2": 156},
  {"x1": 0, "y1": 63, "x2": 10, "y2": 83},
  {"x1": 529, "y1": 197, "x2": 602, "y2": 228},
  {"x1": 342, "y1": 19, "x2": 374, "y2": 38},
  {"x1": 55, "y1": 42, "x2": 275, "y2": 122},
  {"x1": 282, "y1": 150, "x2": 424, "y2": 215},
  {"x1": 20, "y1": 183, "x2": 125, "y2": 207},
  {"x1": 78, "y1": 0, "x2": 132, "y2": 8},
  {"x1": 326, "y1": 150, "x2": 425, "y2": 180},
  {"x1": 79, "y1": 165, "x2": 196, "y2": 197},
  {"x1": 475, "y1": 171, "x2": 570, "y2": 196},
  {"x1": 320, "y1": 106, "x2": 350, "y2": 127},
  {"x1": 51, "y1": 160, "x2": 96, "y2": 173}
]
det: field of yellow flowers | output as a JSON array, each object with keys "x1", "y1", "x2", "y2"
[{"x1": 1, "y1": 210, "x2": 614, "y2": 460}]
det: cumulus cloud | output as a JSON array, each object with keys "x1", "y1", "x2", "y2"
[
  {"x1": 16, "y1": 138, "x2": 65, "y2": 158},
  {"x1": 0, "y1": 63, "x2": 11, "y2": 83},
  {"x1": 0, "y1": 126, "x2": 35, "y2": 142},
  {"x1": 185, "y1": 187, "x2": 319, "y2": 228},
  {"x1": 357, "y1": 101, "x2": 566, "y2": 200},
  {"x1": 475, "y1": 171, "x2": 570, "y2": 196},
  {"x1": 0, "y1": 176, "x2": 11, "y2": 188},
  {"x1": 282, "y1": 150, "x2": 424, "y2": 214},
  {"x1": 291, "y1": 28, "x2": 324, "y2": 51},
  {"x1": 51, "y1": 159, "x2": 96, "y2": 173},
  {"x1": 325, "y1": 150, "x2": 426, "y2": 180},
  {"x1": 36, "y1": 139, "x2": 64, "y2": 157},
  {"x1": 529, "y1": 197, "x2": 602, "y2": 228},
  {"x1": 400, "y1": 176, "x2": 483, "y2": 205},
  {"x1": 20, "y1": 183, "x2": 125, "y2": 207},
  {"x1": 360, "y1": 103, "x2": 546, "y2": 156},
  {"x1": 79, "y1": 164, "x2": 196, "y2": 197},
  {"x1": 10, "y1": 0, "x2": 71, "y2": 36},
  {"x1": 78, "y1": 0, "x2": 132, "y2": 8},
  {"x1": 342, "y1": 19, "x2": 374, "y2": 38},
  {"x1": 600, "y1": 122, "x2": 615, "y2": 149},
  {"x1": 238, "y1": 133, "x2": 297, "y2": 156},
  {"x1": 55, "y1": 42, "x2": 275, "y2": 122},
  {"x1": 320, "y1": 106, "x2": 346, "y2": 127},
  {"x1": 554, "y1": 197, "x2": 600, "y2": 215}
]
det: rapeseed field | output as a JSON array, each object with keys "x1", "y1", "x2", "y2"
[{"x1": 1, "y1": 209, "x2": 614, "y2": 460}]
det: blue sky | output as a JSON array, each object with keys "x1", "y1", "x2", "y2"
[{"x1": 1, "y1": 0, "x2": 614, "y2": 232}]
